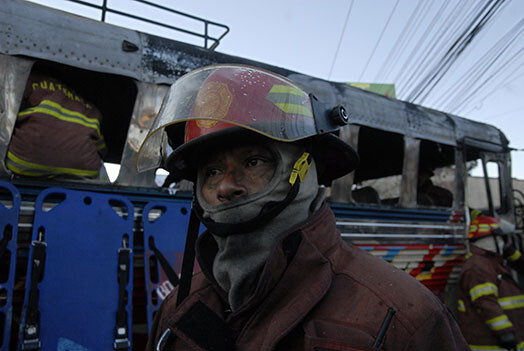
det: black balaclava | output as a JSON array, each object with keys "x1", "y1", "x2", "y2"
[{"x1": 196, "y1": 140, "x2": 322, "y2": 311}]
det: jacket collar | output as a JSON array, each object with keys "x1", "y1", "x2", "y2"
[
  {"x1": 470, "y1": 244, "x2": 504, "y2": 263},
  {"x1": 169, "y1": 202, "x2": 339, "y2": 350}
]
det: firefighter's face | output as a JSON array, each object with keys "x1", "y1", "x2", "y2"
[{"x1": 200, "y1": 144, "x2": 276, "y2": 205}]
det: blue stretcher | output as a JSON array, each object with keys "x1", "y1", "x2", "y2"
[
  {"x1": 19, "y1": 187, "x2": 134, "y2": 351},
  {"x1": 142, "y1": 200, "x2": 204, "y2": 331},
  {"x1": 0, "y1": 181, "x2": 21, "y2": 351}
]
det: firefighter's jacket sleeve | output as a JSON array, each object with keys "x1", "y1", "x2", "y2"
[
  {"x1": 457, "y1": 245, "x2": 524, "y2": 350},
  {"x1": 6, "y1": 73, "x2": 106, "y2": 178},
  {"x1": 504, "y1": 245, "x2": 524, "y2": 273},
  {"x1": 461, "y1": 266, "x2": 516, "y2": 339}
]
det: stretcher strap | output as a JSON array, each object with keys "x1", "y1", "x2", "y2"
[
  {"x1": 176, "y1": 209, "x2": 200, "y2": 307},
  {"x1": 150, "y1": 238, "x2": 180, "y2": 288},
  {"x1": 114, "y1": 246, "x2": 131, "y2": 350},
  {"x1": 22, "y1": 240, "x2": 47, "y2": 350}
]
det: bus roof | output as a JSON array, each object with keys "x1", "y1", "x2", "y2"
[{"x1": 0, "y1": 0, "x2": 509, "y2": 153}]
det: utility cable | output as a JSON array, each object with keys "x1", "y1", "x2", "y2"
[
  {"x1": 407, "y1": 0, "x2": 508, "y2": 103},
  {"x1": 430, "y1": 4, "x2": 506, "y2": 109},
  {"x1": 396, "y1": 0, "x2": 464, "y2": 95},
  {"x1": 445, "y1": 17, "x2": 524, "y2": 113},
  {"x1": 374, "y1": 1, "x2": 423, "y2": 82},
  {"x1": 403, "y1": 0, "x2": 493, "y2": 100},
  {"x1": 454, "y1": 44, "x2": 524, "y2": 115},
  {"x1": 463, "y1": 68, "x2": 524, "y2": 117},
  {"x1": 395, "y1": 0, "x2": 476, "y2": 94},
  {"x1": 358, "y1": 0, "x2": 400, "y2": 81},
  {"x1": 438, "y1": 21, "x2": 511, "y2": 110},
  {"x1": 328, "y1": 0, "x2": 354, "y2": 80}
]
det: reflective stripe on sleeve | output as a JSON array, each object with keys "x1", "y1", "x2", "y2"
[
  {"x1": 478, "y1": 223, "x2": 491, "y2": 232},
  {"x1": 457, "y1": 299, "x2": 466, "y2": 312},
  {"x1": 485, "y1": 314, "x2": 513, "y2": 331},
  {"x1": 498, "y1": 295, "x2": 524, "y2": 310},
  {"x1": 470, "y1": 282, "x2": 498, "y2": 302},
  {"x1": 6, "y1": 151, "x2": 99, "y2": 177},
  {"x1": 508, "y1": 250, "x2": 522, "y2": 262},
  {"x1": 469, "y1": 345, "x2": 507, "y2": 351},
  {"x1": 18, "y1": 99, "x2": 104, "y2": 144}
]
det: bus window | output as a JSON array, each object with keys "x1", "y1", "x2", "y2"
[
  {"x1": 4, "y1": 59, "x2": 137, "y2": 184},
  {"x1": 358, "y1": 175, "x2": 402, "y2": 205},
  {"x1": 467, "y1": 161, "x2": 502, "y2": 214},
  {"x1": 417, "y1": 140, "x2": 455, "y2": 208},
  {"x1": 351, "y1": 126, "x2": 405, "y2": 205}
]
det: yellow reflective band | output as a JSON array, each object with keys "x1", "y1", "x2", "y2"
[
  {"x1": 18, "y1": 99, "x2": 103, "y2": 138},
  {"x1": 470, "y1": 282, "x2": 498, "y2": 302},
  {"x1": 466, "y1": 252, "x2": 473, "y2": 259},
  {"x1": 95, "y1": 137, "x2": 107, "y2": 151},
  {"x1": 269, "y1": 84, "x2": 306, "y2": 96},
  {"x1": 457, "y1": 299, "x2": 466, "y2": 312},
  {"x1": 469, "y1": 345, "x2": 507, "y2": 351},
  {"x1": 498, "y1": 295, "x2": 524, "y2": 310},
  {"x1": 478, "y1": 224, "x2": 491, "y2": 232},
  {"x1": 486, "y1": 314, "x2": 513, "y2": 331},
  {"x1": 469, "y1": 225, "x2": 478, "y2": 232},
  {"x1": 274, "y1": 102, "x2": 313, "y2": 118},
  {"x1": 518, "y1": 341, "x2": 524, "y2": 351},
  {"x1": 508, "y1": 250, "x2": 522, "y2": 262},
  {"x1": 471, "y1": 209, "x2": 482, "y2": 220},
  {"x1": 6, "y1": 158, "x2": 49, "y2": 177},
  {"x1": 289, "y1": 152, "x2": 311, "y2": 186},
  {"x1": 6, "y1": 151, "x2": 99, "y2": 177},
  {"x1": 415, "y1": 273, "x2": 432, "y2": 280}
]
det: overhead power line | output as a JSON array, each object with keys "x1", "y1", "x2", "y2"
[
  {"x1": 395, "y1": 0, "x2": 464, "y2": 94},
  {"x1": 358, "y1": 0, "x2": 400, "y2": 81},
  {"x1": 373, "y1": 1, "x2": 425, "y2": 82},
  {"x1": 405, "y1": 0, "x2": 509, "y2": 104},
  {"x1": 328, "y1": 0, "x2": 354, "y2": 80},
  {"x1": 445, "y1": 18, "x2": 524, "y2": 114}
]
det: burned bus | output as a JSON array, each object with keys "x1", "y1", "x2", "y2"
[{"x1": 0, "y1": 0, "x2": 519, "y2": 349}]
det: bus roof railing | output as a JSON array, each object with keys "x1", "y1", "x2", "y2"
[{"x1": 61, "y1": 0, "x2": 229, "y2": 50}]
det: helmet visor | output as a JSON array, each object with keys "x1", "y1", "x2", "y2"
[{"x1": 136, "y1": 64, "x2": 317, "y2": 172}]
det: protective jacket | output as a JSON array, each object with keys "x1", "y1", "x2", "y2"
[
  {"x1": 147, "y1": 203, "x2": 468, "y2": 350},
  {"x1": 457, "y1": 244, "x2": 524, "y2": 351},
  {"x1": 6, "y1": 73, "x2": 106, "y2": 178}
]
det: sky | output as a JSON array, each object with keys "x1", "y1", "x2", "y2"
[{"x1": 27, "y1": 0, "x2": 524, "y2": 180}]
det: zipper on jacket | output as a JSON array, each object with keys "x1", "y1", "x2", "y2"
[{"x1": 372, "y1": 307, "x2": 396, "y2": 350}]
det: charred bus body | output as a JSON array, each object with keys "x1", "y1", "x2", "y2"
[{"x1": 0, "y1": 0, "x2": 520, "y2": 350}]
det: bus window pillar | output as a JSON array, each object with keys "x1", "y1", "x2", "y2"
[
  {"x1": 399, "y1": 136, "x2": 419, "y2": 207},
  {"x1": 454, "y1": 145, "x2": 466, "y2": 209},
  {"x1": 0, "y1": 54, "x2": 34, "y2": 176},
  {"x1": 115, "y1": 81, "x2": 169, "y2": 187},
  {"x1": 330, "y1": 124, "x2": 360, "y2": 203}
]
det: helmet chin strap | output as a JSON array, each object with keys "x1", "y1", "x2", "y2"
[{"x1": 194, "y1": 152, "x2": 312, "y2": 237}]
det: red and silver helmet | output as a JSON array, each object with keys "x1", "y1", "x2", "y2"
[
  {"x1": 137, "y1": 64, "x2": 358, "y2": 184},
  {"x1": 467, "y1": 212, "x2": 501, "y2": 240}
]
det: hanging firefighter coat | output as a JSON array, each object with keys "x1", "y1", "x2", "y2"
[
  {"x1": 147, "y1": 204, "x2": 469, "y2": 350},
  {"x1": 6, "y1": 73, "x2": 106, "y2": 178},
  {"x1": 457, "y1": 244, "x2": 524, "y2": 351}
]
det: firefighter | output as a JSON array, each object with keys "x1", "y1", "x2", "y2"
[
  {"x1": 6, "y1": 73, "x2": 106, "y2": 179},
  {"x1": 138, "y1": 64, "x2": 469, "y2": 350},
  {"x1": 457, "y1": 210, "x2": 524, "y2": 350}
]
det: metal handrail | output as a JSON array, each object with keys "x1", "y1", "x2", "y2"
[
  {"x1": 64, "y1": 0, "x2": 230, "y2": 50},
  {"x1": 336, "y1": 220, "x2": 464, "y2": 230}
]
